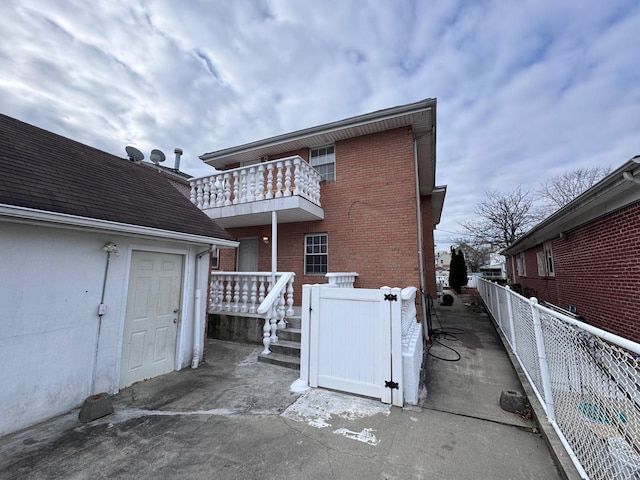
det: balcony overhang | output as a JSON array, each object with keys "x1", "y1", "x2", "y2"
[{"x1": 200, "y1": 196, "x2": 324, "y2": 228}]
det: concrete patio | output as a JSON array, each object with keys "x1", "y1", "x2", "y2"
[{"x1": 0, "y1": 290, "x2": 569, "y2": 480}]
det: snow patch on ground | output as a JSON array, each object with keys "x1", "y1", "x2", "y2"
[{"x1": 281, "y1": 388, "x2": 390, "y2": 444}]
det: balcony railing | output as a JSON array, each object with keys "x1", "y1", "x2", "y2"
[{"x1": 190, "y1": 155, "x2": 322, "y2": 210}]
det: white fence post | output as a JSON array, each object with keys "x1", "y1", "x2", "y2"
[
  {"x1": 291, "y1": 285, "x2": 312, "y2": 392},
  {"x1": 530, "y1": 297, "x2": 555, "y2": 422},
  {"x1": 309, "y1": 284, "x2": 320, "y2": 388},
  {"x1": 389, "y1": 286, "x2": 403, "y2": 407},
  {"x1": 505, "y1": 286, "x2": 517, "y2": 353}
]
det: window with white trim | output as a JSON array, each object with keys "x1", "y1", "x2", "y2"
[
  {"x1": 211, "y1": 248, "x2": 219, "y2": 270},
  {"x1": 310, "y1": 146, "x2": 335, "y2": 181},
  {"x1": 304, "y1": 233, "x2": 328, "y2": 274},
  {"x1": 516, "y1": 252, "x2": 526, "y2": 277}
]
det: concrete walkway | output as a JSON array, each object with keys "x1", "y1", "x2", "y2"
[{"x1": 0, "y1": 291, "x2": 564, "y2": 479}]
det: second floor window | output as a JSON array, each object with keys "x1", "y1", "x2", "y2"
[{"x1": 310, "y1": 146, "x2": 335, "y2": 181}]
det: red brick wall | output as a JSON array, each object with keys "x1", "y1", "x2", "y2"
[
  {"x1": 554, "y1": 202, "x2": 640, "y2": 341},
  {"x1": 219, "y1": 127, "x2": 432, "y2": 302},
  {"x1": 508, "y1": 202, "x2": 640, "y2": 342}
]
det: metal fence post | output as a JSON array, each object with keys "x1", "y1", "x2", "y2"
[
  {"x1": 505, "y1": 286, "x2": 517, "y2": 353},
  {"x1": 530, "y1": 297, "x2": 555, "y2": 422}
]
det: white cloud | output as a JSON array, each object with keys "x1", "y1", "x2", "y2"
[{"x1": 0, "y1": 0, "x2": 638, "y2": 248}]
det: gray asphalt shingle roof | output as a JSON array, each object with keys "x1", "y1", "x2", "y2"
[{"x1": 0, "y1": 114, "x2": 233, "y2": 241}]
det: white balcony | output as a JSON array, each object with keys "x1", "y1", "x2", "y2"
[{"x1": 190, "y1": 155, "x2": 324, "y2": 228}]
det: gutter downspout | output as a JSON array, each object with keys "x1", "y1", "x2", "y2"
[
  {"x1": 192, "y1": 246, "x2": 213, "y2": 369},
  {"x1": 413, "y1": 140, "x2": 429, "y2": 337}
]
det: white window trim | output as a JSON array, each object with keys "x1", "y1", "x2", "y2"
[
  {"x1": 516, "y1": 252, "x2": 526, "y2": 277},
  {"x1": 304, "y1": 233, "x2": 328, "y2": 275},
  {"x1": 310, "y1": 145, "x2": 335, "y2": 181},
  {"x1": 544, "y1": 241, "x2": 555, "y2": 277}
]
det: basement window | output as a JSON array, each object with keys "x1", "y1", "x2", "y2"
[{"x1": 304, "y1": 233, "x2": 328, "y2": 274}]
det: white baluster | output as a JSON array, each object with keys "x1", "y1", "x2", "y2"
[
  {"x1": 216, "y1": 277, "x2": 224, "y2": 310},
  {"x1": 190, "y1": 182, "x2": 196, "y2": 204},
  {"x1": 233, "y1": 275, "x2": 240, "y2": 312},
  {"x1": 293, "y1": 157, "x2": 301, "y2": 196},
  {"x1": 270, "y1": 305, "x2": 278, "y2": 343},
  {"x1": 232, "y1": 171, "x2": 239, "y2": 205},
  {"x1": 240, "y1": 276, "x2": 249, "y2": 313},
  {"x1": 196, "y1": 178, "x2": 203, "y2": 208},
  {"x1": 224, "y1": 173, "x2": 231, "y2": 206},
  {"x1": 215, "y1": 175, "x2": 224, "y2": 207},
  {"x1": 286, "y1": 278, "x2": 294, "y2": 317},
  {"x1": 277, "y1": 292, "x2": 286, "y2": 330},
  {"x1": 275, "y1": 161, "x2": 283, "y2": 198},
  {"x1": 248, "y1": 167, "x2": 256, "y2": 202},
  {"x1": 284, "y1": 159, "x2": 292, "y2": 197},
  {"x1": 203, "y1": 179, "x2": 210, "y2": 208},
  {"x1": 239, "y1": 169, "x2": 247, "y2": 203},
  {"x1": 258, "y1": 276, "x2": 266, "y2": 304},
  {"x1": 249, "y1": 276, "x2": 257, "y2": 314},
  {"x1": 266, "y1": 164, "x2": 274, "y2": 200},
  {"x1": 225, "y1": 275, "x2": 233, "y2": 311},
  {"x1": 255, "y1": 165, "x2": 265, "y2": 201},
  {"x1": 262, "y1": 317, "x2": 271, "y2": 354}
]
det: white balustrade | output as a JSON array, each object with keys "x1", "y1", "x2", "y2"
[
  {"x1": 189, "y1": 156, "x2": 322, "y2": 209},
  {"x1": 325, "y1": 272, "x2": 359, "y2": 288}
]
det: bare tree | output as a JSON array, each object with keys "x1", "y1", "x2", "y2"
[
  {"x1": 453, "y1": 238, "x2": 491, "y2": 272},
  {"x1": 537, "y1": 166, "x2": 611, "y2": 213},
  {"x1": 461, "y1": 186, "x2": 543, "y2": 251}
]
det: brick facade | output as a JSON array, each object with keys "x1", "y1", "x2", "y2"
[
  {"x1": 507, "y1": 202, "x2": 640, "y2": 342},
  {"x1": 218, "y1": 126, "x2": 438, "y2": 301}
]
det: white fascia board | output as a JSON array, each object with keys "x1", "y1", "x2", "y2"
[
  {"x1": 200, "y1": 99, "x2": 436, "y2": 163},
  {"x1": 0, "y1": 204, "x2": 239, "y2": 248}
]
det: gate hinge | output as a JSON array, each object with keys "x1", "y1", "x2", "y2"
[
  {"x1": 384, "y1": 294, "x2": 398, "y2": 301},
  {"x1": 385, "y1": 380, "x2": 399, "y2": 390}
]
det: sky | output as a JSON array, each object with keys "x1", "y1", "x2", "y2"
[{"x1": 1, "y1": 0, "x2": 639, "y2": 250}]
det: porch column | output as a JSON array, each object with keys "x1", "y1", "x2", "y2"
[{"x1": 271, "y1": 210, "x2": 277, "y2": 286}]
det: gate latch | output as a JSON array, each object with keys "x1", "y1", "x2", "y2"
[
  {"x1": 385, "y1": 380, "x2": 399, "y2": 390},
  {"x1": 384, "y1": 294, "x2": 397, "y2": 301}
]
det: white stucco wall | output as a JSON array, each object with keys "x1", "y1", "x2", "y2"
[{"x1": 0, "y1": 221, "x2": 211, "y2": 435}]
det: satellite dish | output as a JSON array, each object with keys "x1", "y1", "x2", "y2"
[
  {"x1": 125, "y1": 146, "x2": 144, "y2": 162},
  {"x1": 150, "y1": 149, "x2": 166, "y2": 165}
]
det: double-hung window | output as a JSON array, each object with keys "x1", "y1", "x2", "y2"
[
  {"x1": 304, "y1": 233, "x2": 328, "y2": 274},
  {"x1": 516, "y1": 252, "x2": 526, "y2": 277},
  {"x1": 310, "y1": 146, "x2": 335, "y2": 181}
]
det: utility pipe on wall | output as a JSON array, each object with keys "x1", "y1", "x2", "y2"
[{"x1": 413, "y1": 140, "x2": 429, "y2": 336}]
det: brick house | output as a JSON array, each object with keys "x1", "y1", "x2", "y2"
[
  {"x1": 503, "y1": 155, "x2": 640, "y2": 342},
  {"x1": 190, "y1": 99, "x2": 446, "y2": 321}
]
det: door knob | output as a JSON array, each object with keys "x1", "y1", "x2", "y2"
[
  {"x1": 173, "y1": 319, "x2": 177, "y2": 324},
  {"x1": 173, "y1": 308, "x2": 180, "y2": 313}
]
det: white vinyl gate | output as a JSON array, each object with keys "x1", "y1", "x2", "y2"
[{"x1": 302, "y1": 284, "x2": 403, "y2": 406}]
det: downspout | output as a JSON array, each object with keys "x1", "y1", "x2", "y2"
[
  {"x1": 192, "y1": 246, "x2": 213, "y2": 369},
  {"x1": 413, "y1": 140, "x2": 429, "y2": 337}
]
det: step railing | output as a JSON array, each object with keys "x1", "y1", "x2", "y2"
[
  {"x1": 208, "y1": 272, "x2": 294, "y2": 317},
  {"x1": 257, "y1": 272, "x2": 295, "y2": 354}
]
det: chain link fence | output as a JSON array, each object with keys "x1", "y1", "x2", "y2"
[{"x1": 478, "y1": 279, "x2": 640, "y2": 479}]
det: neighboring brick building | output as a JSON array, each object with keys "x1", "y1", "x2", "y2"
[
  {"x1": 504, "y1": 156, "x2": 640, "y2": 342},
  {"x1": 191, "y1": 99, "x2": 446, "y2": 308}
]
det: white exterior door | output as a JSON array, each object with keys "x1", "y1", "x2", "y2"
[
  {"x1": 237, "y1": 238, "x2": 258, "y2": 272},
  {"x1": 120, "y1": 251, "x2": 183, "y2": 388}
]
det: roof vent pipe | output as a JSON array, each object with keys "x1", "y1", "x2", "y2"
[{"x1": 174, "y1": 148, "x2": 183, "y2": 171}]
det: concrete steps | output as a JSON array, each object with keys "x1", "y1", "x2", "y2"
[{"x1": 257, "y1": 317, "x2": 301, "y2": 370}]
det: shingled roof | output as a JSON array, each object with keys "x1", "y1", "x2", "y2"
[{"x1": 0, "y1": 114, "x2": 233, "y2": 242}]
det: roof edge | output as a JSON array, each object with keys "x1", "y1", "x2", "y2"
[
  {"x1": 200, "y1": 98, "x2": 436, "y2": 162},
  {"x1": 0, "y1": 204, "x2": 239, "y2": 248}
]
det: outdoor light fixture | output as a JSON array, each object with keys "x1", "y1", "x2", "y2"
[
  {"x1": 102, "y1": 242, "x2": 120, "y2": 256},
  {"x1": 262, "y1": 236, "x2": 269, "y2": 244}
]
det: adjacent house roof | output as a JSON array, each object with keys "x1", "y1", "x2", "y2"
[
  {"x1": 200, "y1": 98, "x2": 446, "y2": 225},
  {"x1": 0, "y1": 114, "x2": 235, "y2": 245},
  {"x1": 504, "y1": 155, "x2": 640, "y2": 255}
]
